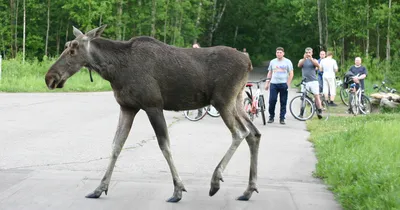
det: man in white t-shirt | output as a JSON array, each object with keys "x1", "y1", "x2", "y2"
[{"x1": 319, "y1": 51, "x2": 339, "y2": 106}]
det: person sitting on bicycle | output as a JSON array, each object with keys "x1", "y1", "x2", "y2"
[
  {"x1": 345, "y1": 57, "x2": 368, "y2": 113},
  {"x1": 298, "y1": 47, "x2": 323, "y2": 119}
]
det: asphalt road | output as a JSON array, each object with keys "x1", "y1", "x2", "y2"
[{"x1": 0, "y1": 70, "x2": 341, "y2": 210}]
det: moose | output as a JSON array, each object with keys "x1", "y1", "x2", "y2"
[{"x1": 45, "y1": 25, "x2": 261, "y2": 202}]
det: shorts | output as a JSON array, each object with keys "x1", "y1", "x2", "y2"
[
  {"x1": 302, "y1": 81, "x2": 320, "y2": 95},
  {"x1": 323, "y1": 77, "x2": 336, "y2": 96}
]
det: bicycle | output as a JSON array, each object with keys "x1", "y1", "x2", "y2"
[
  {"x1": 339, "y1": 85, "x2": 350, "y2": 106},
  {"x1": 373, "y1": 81, "x2": 397, "y2": 93},
  {"x1": 184, "y1": 105, "x2": 220, "y2": 121},
  {"x1": 243, "y1": 79, "x2": 267, "y2": 125},
  {"x1": 348, "y1": 81, "x2": 372, "y2": 116},
  {"x1": 289, "y1": 79, "x2": 330, "y2": 121}
]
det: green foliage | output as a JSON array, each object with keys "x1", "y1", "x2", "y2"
[
  {"x1": 0, "y1": 0, "x2": 399, "y2": 89},
  {"x1": 308, "y1": 114, "x2": 400, "y2": 210},
  {"x1": 0, "y1": 58, "x2": 111, "y2": 92}
]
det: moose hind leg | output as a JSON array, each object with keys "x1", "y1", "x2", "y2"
[
  {"x1": 237, "y1": 115, "x2": 261, "y2": 201},
  {"x1": 86, "y1": 107, "x2": 137, "y2": 199},
  {"x1": 146, "y1": 108, "x2": 186, "y2": 203},
  {"x1": 209, "y1": 105, "x2": 250, "y2": 197}
]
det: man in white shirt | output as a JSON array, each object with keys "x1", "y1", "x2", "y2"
[{"x1": 319, "y1": 51, "x2": 339, "y2": 106}]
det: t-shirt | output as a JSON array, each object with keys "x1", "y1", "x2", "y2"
[
  {"x1": 349, "y1": 65, "x2": 368, "y2": 89},
  {"x1": 301, "y1": 59, "x2": 318, "y2": 82},
  {"x1": 267, "y1": 58, "x2": 293, "y2": 84},
  {"x1": 320, "y1": 57, "x2": 338, "y2": 78}
]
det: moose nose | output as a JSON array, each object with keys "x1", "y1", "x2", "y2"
[{"x1": 45, "y1": 73, "x2": 60, "y2": 90}]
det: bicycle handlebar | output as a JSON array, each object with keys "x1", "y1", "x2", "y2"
[
  {"x1": 247, "y1": 78, "x2": 268, "y2": 84},
  {"x1": 295, "y1": 78, "x2": 307, "y2": 87}
]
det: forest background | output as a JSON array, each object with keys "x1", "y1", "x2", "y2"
[{"x1": 0, "y1": 0, "x2": 399, "y2": 91}]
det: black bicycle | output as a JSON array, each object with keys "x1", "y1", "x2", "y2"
[
  {"x1": 373, "y1": 81, "x2": 397, "y2": 93},
  {"x1": 289, "y1": 79, "x2": 330, "y2": 121}
]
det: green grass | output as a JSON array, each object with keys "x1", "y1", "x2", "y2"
[
  {"x1": 0, "y1": 58, "x2": 111, "y2": 92},
  {"x1": 308, "y1": 114, "x2": 400, "y2": 210}
]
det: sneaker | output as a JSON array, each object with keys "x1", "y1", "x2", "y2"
[
  {"x1": 279, "y1": 119, "x2": 286, "y2": 125},
  {"x1": 267, "y1": 118, "x2": 274, "y2": 123},
  {"x1": 317, "y1": 109, "x2": 323, "y2": 119},
  {"x1": 329, "y1": 101, "x2": 338, "y2": 107}
]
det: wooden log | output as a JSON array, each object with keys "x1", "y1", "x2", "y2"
[
  {"x1": 380, "y1": 98, "x2": 400, "y2": 109},
  {"x1": 370, "y1": 97, "x2": 381, "y2": 105},
  {"x1": 370, "y1": 93, "x2": 400, "y2": 102}
]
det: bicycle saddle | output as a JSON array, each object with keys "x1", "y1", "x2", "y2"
[{"x1": 246, "y1": 83, "x2": 253, "y2": 87}]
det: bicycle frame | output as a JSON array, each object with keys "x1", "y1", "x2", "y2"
[
  {"x1": 245, "y1": 84, "x2": 262, "y2": 114},
  {"x1": 244, "y1": 79, "x2": 267, "y2": 125}
]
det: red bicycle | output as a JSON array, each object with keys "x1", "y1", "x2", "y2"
[{"x1": 244, "y1": 79, "x2": 267, "y2": 125}]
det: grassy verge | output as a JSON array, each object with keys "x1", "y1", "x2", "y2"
[
  {"x1": 0, "y1": 58, "x2": 111, "y2": 92},
  {"x1": 308, "y1": 114, "x2": 400, "y2": 209}
]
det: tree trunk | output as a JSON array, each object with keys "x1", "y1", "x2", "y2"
[
  {"x1": 9, "y1": 0, "x2": 15, "y2": 57},
  {"x1": 138, "y1": 0, "x2": 142, "y2": 35},
  {"x1": 172, "y1": 0, "x2": 179, "y2": 45},
  {"x1": 45, "y1": 0, "x2": 50, "y2": 56},
  {"x1": 341, "y1": 37, "x2": 345, "y2": 67},
  {"x1": 324, "y1": 0, "x2": 328, "y2": 49},
  {"x1": 15, "y1": 0, "x2": 19, "y2": 56},
  {"x1": 208, "y1": 0, "x2": 217, "y2": 46},
  {"x1": 151, "y1": 0, "x2": 157, "y2": 37},
  {"x1": 116, "y1": 0, "x2": 123, "y2": 40},
  {"x1": 376, "y1": 24, "x2": 380, "y2": 59},
  {"x1": 233, "y1": 25, "x2": 238, "y2": 47},
  {"x1": 99, "y1": 13, "x2": 102, "y2": 26},
  {"x1": 386, "y1": 0, "x2": 391, "y2": 62},
  {"x1": 56, "y1": 21, "x2": 60, "y2": 55},
  {"x1": 22, "y1": 0, "x2": 25, "y2": 63},
  {"x1": 163, "y1": 0, "x2": 169, "y2": 43},
  {"x1": 365, "y1": 0, "x2": 369, "y2": 57},
  {"x1": 208, "y1": 0, "x2": 227, "y2": 46},
  {"x1": 65, "y1": 22, "x2": 69, "y2": 43},
  {"x1": 123, "y1": 25, "x2": 126, "y2": 40},
  {"x1": 317, "y1": 0, "x2": 323, "y2": 50},
  {"x1": 178, "y1": 3, "x2": 183, "y2": 42},
  {"x1": 1, "y1": 32, "x2": 5, "y2": 58},
  {"x1": 193, "y1": 1, "x2": 202, "y2": 44}
]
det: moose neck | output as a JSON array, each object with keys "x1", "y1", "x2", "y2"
[{"x1": 85, "y1": 38, "x2": 131, "y2": 82}]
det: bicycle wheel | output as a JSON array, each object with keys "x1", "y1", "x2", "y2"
[
  {"x1": 243, "y1": 98, "x2": 254, "y2": 121},
  {"x1": 340, "y1": 87, "x2": 349, "y2": 106},
  {"x1": 320, "y1": 100, "x2": 330, "y2": 121},
  {"x1": 359, "y1": 95, "x2": 372, "y2": 114},
  {"x1": 259, "y1": 95, "x2": 266, "y2": 125},
  {"x1": 289, "y1": 95, "x2": 315, "y2": 121},
  {"x1": 349, "y1": 93, "x2": 359, "y2": 116},
  {"x1": 184, "y1": 107, "x2": 207, "y2": 121},
  {"x1": 206, "y1": 105, "x2": 220, "y2": 117}
]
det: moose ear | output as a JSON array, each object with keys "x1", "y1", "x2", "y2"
[
  {"x1": 86, "y1": 25, "x2": 107, "y2": 40},
  {"x1": 73, "y1": 26, "x2": 84, "y2": 37}
]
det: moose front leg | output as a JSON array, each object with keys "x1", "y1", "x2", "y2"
[
  {"x1": 146, "y1": 108, "x2": 186, "y2": 203},
  {"x1": 86, "y1": 107, "x2": 138, "y2": 199}
]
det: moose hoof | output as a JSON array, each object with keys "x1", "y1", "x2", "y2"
[
  {"x1": 236, "y1": 187, "x2": 259, "y2": 201},
  {"x1": 85, "y1": 189, "x2": 107, "y2": 199},
  {"x1": 166, "y1": 196, "x2": 182, "y2": 203},
  {"x1": 209, "y1": 185, "x2": 220, "y2": 196},
  {"x1": 237, "y1": 194, "x2": 251, "y2": 201}
]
